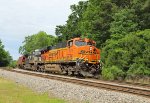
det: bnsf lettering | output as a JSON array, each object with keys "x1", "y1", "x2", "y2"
[{"x1": 79, "y1": 50, "x2": 97, "y2": 54}]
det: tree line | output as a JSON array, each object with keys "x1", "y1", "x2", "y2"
[
  {"x1": 0, "y1": 40, "x2": 12, "y2": 67},
  {"x1": 18, "y1": 0, "x2": 150, "y2": 80},
  {"x1": 19, "y1": 31, "x2": 56, "y2": 55},
  {"x1": 55, "y1": 0, "x2": 150, "y2": 80}
]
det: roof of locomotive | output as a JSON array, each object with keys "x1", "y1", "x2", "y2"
[
  {"x1": 71, "y1": 37, "x2": 96, "y2": 44},
  {"x1": 39, "y1": 41, "x2": 67, "y2": 53},
  {"x1": 22, "y1": 37, "x2": 96, "y2": 55},
  {"x1": 40, "y1": 37, "x2": 96, "y2": 52}
]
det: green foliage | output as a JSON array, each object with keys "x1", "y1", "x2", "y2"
[
  {"x1": 55, "y1": 1, "x2": 88, "y2": 41},
  {"x1": 111, "y1": 0, "x2": 132, "y2": 8},
  {"x1": 19, "y1": 31, "x2": 56, "y2": 54},
  {"x1": 80, "y1": 0, "x2": 117, "y2": 47},
  {"x1": 0, "y1": 40, "x2": 12, "y2": 67},
  {"x1": 102, "y1": 66, "x2": 125, "y2": 80},
  {"x1": 127, "y1": 63, "x2": 150, "y2": 77},
  {"x1": 9, "y1": 60, "x2": 17, "y2": 68},
  {"x1": 102, "y1": 29, "x2": 150, "y2": 78},
  {"x1": 54, "y1": 0, "x2": 150, "y2": 80},
  {"x1": 132, "y1": 0, "x2": 150, "y2": 30},
  {"x1": 110, "y1": 8, "x2": 138, "y2": 39},
  {"x1": 55, "y1": 0, "x2": 150, "y2": 46}
]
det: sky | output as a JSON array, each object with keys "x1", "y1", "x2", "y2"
[{"x1": 0, "y1": 0, "x2": 85, "y2": 60}]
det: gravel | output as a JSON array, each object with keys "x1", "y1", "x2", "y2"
[{"x1": 0, "y1": 69, "x2": 150, "y2": 103}]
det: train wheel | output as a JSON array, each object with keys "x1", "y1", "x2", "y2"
[
  {"x1": 76, "y1": 71, "x2": 84, "y2": 78},
  {"x1": 71, "y1": 71, "x2": 75, "y2": 76},
  {"x1": 64, "y1": 70, "x2": 68, "y2": 75}
]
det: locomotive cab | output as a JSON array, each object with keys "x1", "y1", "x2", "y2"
[
  {"x1": 67, "y1": 38, "x2": 100, "y2": 64},
  {"x1": 66, "y1": 38, "x2": 101, "y2": 77}
]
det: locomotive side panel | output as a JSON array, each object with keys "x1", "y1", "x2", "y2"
[{"x1": 43, "y1": 48, "x2": 68, "y2": 63}]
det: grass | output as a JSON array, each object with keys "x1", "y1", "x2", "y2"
[{"x1": 0, "y1": 77, "x2": 66, "y2": 103}]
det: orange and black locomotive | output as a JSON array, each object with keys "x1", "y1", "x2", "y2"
[{"x1": 17, "y1": 37, "x2": 101, "y2": 77}]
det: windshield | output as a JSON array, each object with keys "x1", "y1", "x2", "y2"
[
  {"x1": 87, "y1": 42, "x2": 92, "y2": 45},
  {"x1": 75, "y1": 41, "x2": 86, "y2": 46},
  {"x1": 87, "y1": 42, "x2": 95, "y2": 46}
]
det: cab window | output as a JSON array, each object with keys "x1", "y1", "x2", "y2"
[
  {"x1": 75, "y1": 40, "x2": 86, "y2": 46},
  {"x1": 68, "y1": 40, "x2": 73, "y2": 47},
  {"x1": 87, "y1": 42, "x2": 92, "y2": 45},
  {"x1": 87, "y1": 42, "x2": 96, "y2": 46}
]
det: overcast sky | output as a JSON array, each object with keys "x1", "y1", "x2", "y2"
[{"x1": 0, "y1": 0, "x2": 85, "y2": 60}]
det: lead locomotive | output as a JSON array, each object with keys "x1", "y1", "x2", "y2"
[{"x1": 17, "y1": 38, "x2": 101, "y2": 77}]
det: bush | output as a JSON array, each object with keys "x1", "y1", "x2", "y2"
[
  {"x1": 0, "y1": 40, "x2": 12, "y2": 67},
  {"x1": 101, "y1": 29, "x2": 150, "y2": 79},
  {"x1": 127, "y1": 63, "x2": 150, "y2": 77},
  {"x1": 9, "y1": 60, "x2": 17, "y2": 68},
  {"x1": 102, "y1": 66, "x2": 125, "y2": 80}
]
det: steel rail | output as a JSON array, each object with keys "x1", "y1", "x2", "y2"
[{"x1": 2, "y1": 69, "x2": 150, "y2": 98}]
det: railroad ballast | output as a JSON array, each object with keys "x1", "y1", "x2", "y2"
[{"x1": 17, "y1": 37, "x2": 101, "y2": 77}]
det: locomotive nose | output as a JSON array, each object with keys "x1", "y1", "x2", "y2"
[
  {"x1": 88, "y1": 46, "x2": 100, "y2": 63},
  {"x1": 89, "y1": 46, "x2": 97, "y2": 53}
]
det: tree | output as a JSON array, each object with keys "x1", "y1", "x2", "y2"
[
  {"x1": 54, "y1": 0, "x2": 150, "y2": 80},
  {"x1": 132, "y1": 0, "x2": 150, "y2": 30},
  {"x1": 0, "y1": 40, "x2": 12, "y2": 67},
  {"x1": 19, "y1": 31, "x2": 56, "y2": 55},
  {"x1": 101, "y1": 29, "x2": 150, "y2": 79},
  {"x1": 110, "y1": 8, "x2": 138, "y2": 39},
  {"x1": 9, "y1": 60, "x2": 17, "y2": 68},
  {"x1": 79, "y1": 0, "x2": 117, "y2": 47},
  {"x1": 111, "y1": 0, "x2": 132, "y2": 8},
  {"x1": 55, "y1": 1, "x2": 88, "y2": 41}
]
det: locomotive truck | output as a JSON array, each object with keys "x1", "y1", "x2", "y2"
[{"x1": 17, "y1": 37, "x2": 101, "y2": 77}]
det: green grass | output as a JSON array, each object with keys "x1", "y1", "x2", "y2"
[{"x1": 0, "y1": 78, "x2": 66, "y2": 103}]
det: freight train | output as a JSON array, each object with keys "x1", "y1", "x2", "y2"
[{"x1": 17, "y1": 37, "x2": 101, "y2": 78}]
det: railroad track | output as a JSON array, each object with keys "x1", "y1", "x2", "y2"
[{"x1": 2, "y1": 68, "x2": 150, "y2": 98}]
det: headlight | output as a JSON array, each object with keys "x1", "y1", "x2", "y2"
[{"x1": 90, "y1": 47, "x2": 92, "y2": 51}]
